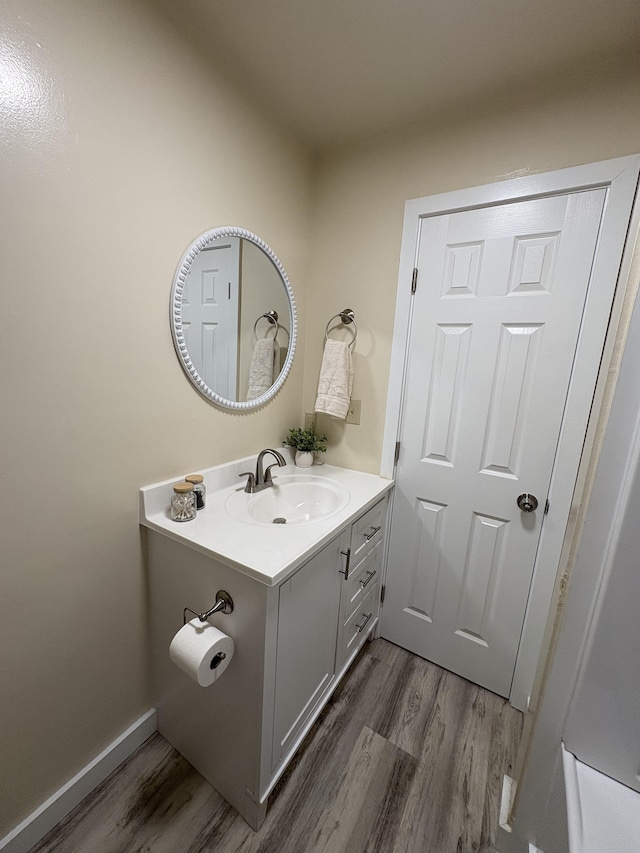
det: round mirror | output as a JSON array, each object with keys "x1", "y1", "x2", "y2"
[{"x1": 170, "y1": 227, "x2": 297, "y2": 410}]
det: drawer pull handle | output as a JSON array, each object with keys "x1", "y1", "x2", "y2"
[
  {"x1": 364, "y1": 525, "x2": 382, "y2": 541},
  {"x1": 355, "y1": 612, "x2": 373, "y2": 633},
  {"x1": 339, "y1": 548, "x2": 352, "y2": 579},
  {"x1": 359, "y1": 569, "x2": 377, "y2": 588}
]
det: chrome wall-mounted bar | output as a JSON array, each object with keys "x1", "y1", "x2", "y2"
[
  {"x1": 253, "y1": 310, "x2": 279, "y2": 340},
  {"x1": 183, "y1": 590, "x2": 234, "y2": 624},
  {"x1": 324, "y1": 308, "x2": 358, "y2": 348}
]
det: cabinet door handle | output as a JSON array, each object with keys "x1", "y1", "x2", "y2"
[
  {"x1": 359, "y1": 569, "x2": 377, "y2": 588},
  {"x1": 364, "y1": 525, "x2": 382, "y2": 541},
  {"x1": 355, "y1": 611, "x2": 373, "y2": 633},
  {"x1": 339, "y1": 548, "x2": 352, "y2": 579}
]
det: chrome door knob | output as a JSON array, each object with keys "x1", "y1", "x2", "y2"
[{"x1": 517, "y1": 493, "x2": 538, "y2": 513}]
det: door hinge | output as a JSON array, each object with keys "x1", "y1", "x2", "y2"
[
  {"x1": 411, "y1": 267, "x2": 418, "y2": 294},
  {"x1": 381, "y1": 584, "x2": 386, "y2": 605},
  {"x1": 394, "y1": 441, "x2": 401, "y2": 465},
  {"x1": 544, "y1": 499, "x2": 550, "y2": 515}
]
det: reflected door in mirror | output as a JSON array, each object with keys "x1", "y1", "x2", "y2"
[{"x1": 182, "y1": 238, "x2": 240, "y2": 401}]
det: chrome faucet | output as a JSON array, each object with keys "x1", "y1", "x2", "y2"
[{"x1": 240, "y1": 448, "x2": 286, "y2": 493}]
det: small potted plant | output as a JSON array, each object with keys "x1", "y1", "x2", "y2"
[{"x1": 283, "y1": 427, "x2": 328, "y2": 468}]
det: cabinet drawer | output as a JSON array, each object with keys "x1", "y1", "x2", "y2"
[
  {"x1": 343, "y1": 542, "x2": 382, "y2": 622},
  {"x1": 350, "y1": 498, "x2": 385, "y2": 568},
  {"x1": 338, "y1": 582, "x2": 380, "y2": 669}
]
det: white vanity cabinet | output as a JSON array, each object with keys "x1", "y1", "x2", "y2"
[
  {"x1": 272, "y1": 528, "x2": 348, "y2": 769},
  {"x1": 336, "y1": 499, "x2": 384, "y2": 670},
  {"x1": 271, "y1": 499, "x2": 387, "y2": 774},
  {"x1": 142, "y1": 461, "x2": 391, "y2": 831},
  {"x1": 350, "y1": 496, "x2": 385, "y2": 567},
  {"x1": 338, "y1": 544, "x2": 383, "y2": 667}
]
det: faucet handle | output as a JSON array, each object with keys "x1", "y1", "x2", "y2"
[
  {"x1": 263, "y1": 463, "x2": 282, "y2": 485},
  {"x1": 239, "y1": 472, "x2": 255, "y2": 493}
]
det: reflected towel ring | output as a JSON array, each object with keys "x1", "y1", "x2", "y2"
[
  {"x1": 325, "y1": 308, "x2": 357, "y2": 349},
  {"x1": 253, "y1": 310, "x2": 279, "y2": 342}
]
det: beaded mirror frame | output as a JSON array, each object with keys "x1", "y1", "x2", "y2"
[{"x1": 170, "y1": 226, "x2": 297, "y2": 410}]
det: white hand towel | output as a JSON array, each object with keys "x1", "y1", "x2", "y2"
[
  {"x1": 247, "y1": 338, "x2": 276, "y2": 400},
  {"x1": 314, "y1": 339, "x2": 353, "y2": 419}
]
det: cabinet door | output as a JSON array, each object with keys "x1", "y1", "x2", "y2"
[{"x1": 272, "y1": 529, "x2": 347, "y2": 769}]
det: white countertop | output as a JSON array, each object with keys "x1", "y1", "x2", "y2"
[{"x1": 139, "y1": 454, "x2": 394, "y2": 586}]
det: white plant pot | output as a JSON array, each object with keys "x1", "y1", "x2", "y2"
[{"x1": 295, "y1": 450, "x2": 314, "y2": 468}]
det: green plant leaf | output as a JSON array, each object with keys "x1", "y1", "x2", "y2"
[{"x1": 282, "y1": 427, "x2": 328, "y2": 453}]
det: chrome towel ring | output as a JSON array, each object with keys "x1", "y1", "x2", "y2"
[
  {"x1": 325, "y1": 308, "x2": 358, "y2": 349},
  {"x1": 253, "y1": 310, "x2": 279, "y2": 341}
]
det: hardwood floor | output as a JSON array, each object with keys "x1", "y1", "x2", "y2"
[{"x1": 30, "y1": 640, "x2": 522, "y2": 853}]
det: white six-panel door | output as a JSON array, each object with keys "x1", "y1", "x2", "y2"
[
  {"x1": 181, "y1": 237, "x2": 240, "y2": 400},
  {"x1": 382, "y1": 189, "x2": 606, "y2": 698}
]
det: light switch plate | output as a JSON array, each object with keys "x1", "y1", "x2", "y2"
[
  {"x1": 304, "y1": 412, "x2": 316, "y2": 430},
  {"x1": 346, "y1": 400, "x2": 361, "y2": 425}
]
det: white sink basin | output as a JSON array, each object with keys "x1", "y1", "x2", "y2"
[{"x1": 225, "y1": 474, "x2": 350, "y2": 526}]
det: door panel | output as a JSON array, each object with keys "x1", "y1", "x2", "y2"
[
  {"x1": 382, "y1": 189, "x2": 607, "y2": 698},
  {"x1": 181, "y1": 237, "x2": 240, "y2": 399}
]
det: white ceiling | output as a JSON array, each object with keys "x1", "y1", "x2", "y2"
[{"x1": 154, "y1": 0, "x2": 640, "y2": 149}]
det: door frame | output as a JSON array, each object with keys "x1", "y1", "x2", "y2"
[{"x1": 381, "y1": 155, "x2": 640, "y2": 710}]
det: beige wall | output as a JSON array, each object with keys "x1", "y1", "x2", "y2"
[
  {"x1": 0, "y1": 0, "x2": 311, "y2": 835},
  {"x1": 305, "y1": 53, "x2": 640, "y2": 473}
]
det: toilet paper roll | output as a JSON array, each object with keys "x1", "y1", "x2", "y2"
[{"x1": 169, "y1": 618, "x2": 234, "y2": 687}]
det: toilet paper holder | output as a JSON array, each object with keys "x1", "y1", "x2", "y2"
[{"x1": 183, "y1": 589, "x2": 234, "y2": 624}]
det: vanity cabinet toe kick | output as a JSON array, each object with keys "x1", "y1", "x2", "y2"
[{"x1": 148, "y1": 491, "x2": 390, "y2": 832}]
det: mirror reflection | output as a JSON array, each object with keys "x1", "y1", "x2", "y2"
[{"x1": 171, "y1": 228, "x2": 296, "y2": 410}]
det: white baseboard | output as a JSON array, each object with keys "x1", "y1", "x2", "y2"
[
  {"x1": 499, "y1": 774, "x2": 517, "y2": 832},
  {"x1": 0, "y1": 709, "x2": 157, "y2": 853}
]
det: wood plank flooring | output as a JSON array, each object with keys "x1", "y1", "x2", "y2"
[{"x1": 30, "y1": 640, "x2": 522, "y2": 853}]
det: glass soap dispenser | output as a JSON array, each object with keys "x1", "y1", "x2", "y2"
[
  {"x1": 171, "y1": 481, "x2": 197, "y2": 522},
  {"x1": 185, "y1": 473, "x2": 206, "y2": 510}
]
